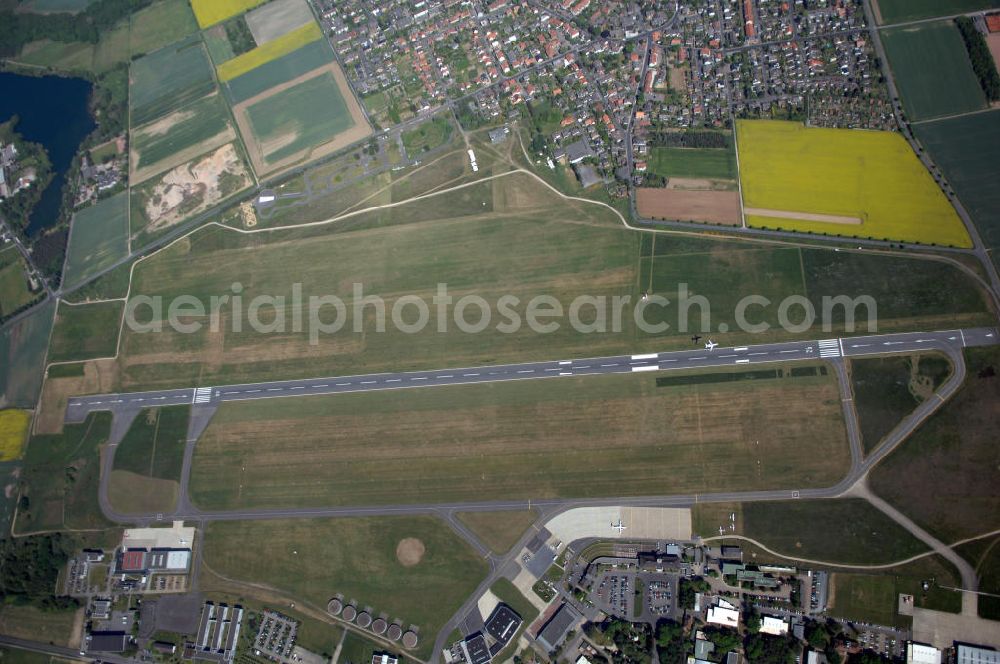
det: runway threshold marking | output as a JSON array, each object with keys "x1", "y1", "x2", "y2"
[{"x1": 631, "y1": 365, "x2": 659, "y2": 372}]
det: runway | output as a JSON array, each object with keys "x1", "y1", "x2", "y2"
[{"x1": 65, "y1": 327, "x2": 998, "y2": 420}]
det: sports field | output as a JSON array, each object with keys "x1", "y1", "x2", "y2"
[
  {"x1": 129, "y1": 0, "x2": 198, "y2": 56},
  {"x1": 0, "y1": 247, "x2": 37, "y2": 317},
  {"x1": 191, "y1": 0, "x2": 267, "y2": 28},
  {"x1": 870, "y1": 346, "x2": 1000, "y2": 543},
  {"x1": 874, "y1": 0, "x2": 1000, "y2": 24},
  {"x1": 881, "y1": 21, "x2": 986, "y2": 121},
  {"x1": 108, "y1": 406, "x2": 188, "y2": 514},
  {"x1": 737, "y1": 120, "x2": 971, "y2": 247},
  {"x1": 189, "y1": 368, "x2": 849, "y2": 509},
  {"x1": 62, "y1": 192, "x2": 129, "y2": 289},
  {"x1": 913, "y1": 110, "x2": 1000, "y2": 272},
  {"x1": 216, "y1": 21, "x2": 322, "y2": 82},
  {"x1": 201, "y1": 516, "x2": 488, "y2": 659},
  {"x1": 113, "y1": 169, "x2": 992, "y2": 392},
  {"x1": 47, "y1": 300, "x2": 124, "y2": 363},
  {"x1": 0, "y1": 409, "x2": 30, "y2": 462},
  {"x1": 130, "y1": 93, "x2": 236, "y2": 184},
  {"x1": 850, "y1": 353, "x2": 951, "y2": 454},
  {"x1": 223, "y1": 39, "x2": 332, "y2": 104},
  {"x1": 647, "y1": 146, "x2": 736, "y2": 180},
  {"x1": 129, "y1": 36, "x2": 216, "y2": 126}
]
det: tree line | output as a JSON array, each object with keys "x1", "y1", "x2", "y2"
[
  {"x1": 956, "y1": 17, "x2": 1000, "y2": 102},
  {"x1": 648, "y1": 130, "x2": 731, "y2": 149},
  {"x1": 0, "y1": 0, "x2": 154, "y2": 57}
]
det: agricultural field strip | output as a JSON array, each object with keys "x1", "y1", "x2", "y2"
[{"x1": 65, "y1": 327, "x2": 997, "y2": 417}]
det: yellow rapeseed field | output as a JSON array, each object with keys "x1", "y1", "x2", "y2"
[
  {"x1": 0, "y1": 410, "x2": 30, "y2": 462},
  {"x1": 217, "y1": 22, "x2": 322, "y2": 82},
  {"x1": 737, "y1": 120, "x2": 972, "y2": 248},
  {"x1": 191, "y1": 0, "x2": 267, "y2": 28}
]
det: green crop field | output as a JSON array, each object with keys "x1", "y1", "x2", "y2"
[
  {"x1": 20, "y1": 0, "x2": 93, "y2": 12},
  {"x1": 129, "y1": 0, "x2": 198, "y2": 57},
  {"x1": 108, "y1": 406, "x2": 188, "y2": 514},
  {"x1": 201, "y1": 516, "x2": 488, "y2": 659},
  {"x1": 738, "y1": 120, "x2": 971, "y2": 247},
  {"x1": 62, "y1": 192, "x2": 129, "y2": 289},
  {"x1": 0, "y1": 247, "x2": 38, "y2": 317},
  {"x1": 456, "y1": 510, "x2": 538, "y2": 554},
  {"x1": 92, "y1": 21, "x2": 130, "y2": 71},
  {"x1": 875, "y1": 0, "x2": 1000, "y2": 24},
  {"x1": 189, "y1": 367, "x2": 850, "y2": 509},
  {"x1": 0, "y1": 300, "x2": 55, "y2": 408},
  {"x1": 870, "y1": 346, "x2": 1000, "y2": 543},
  {"x1": 223, "y1": 39, "x2": 332, "y2": 104},
  {"x1": 16, "y1": 412, "x2": 113, "y2": 532},
  {"x1": 47, "y1": 300, "x2": 124, "y2": 363},
  {"x1": 830, "y1": 556, "x2": 962, "y2": 626},
  {"x1": 130, "y1": 35, "x2": 216, "y2": 126},
  {"x1": 647, "y1": 146, "x2": 736, "y2": 181},
  {"x1": 114, "y1": 168, "x2": 992, "y2": 392},
  {"x1": 15, "y1": 39, "x2": 96, "y2": 72},
  {"x1": 914, "y1": 110, "x2": 1000, "y2": 273},
  {"x1": 245, "y1": 70, "x2": 354, "y2": 165},
  {"x1": 881, "y1": 21, "x2": 986, "y2": 121},
  {"x1": 850, "y1": 353, "x2": 952, "y2": 454},
  {"x1": 130, "y1": 93, "x2": 233, "y2": 177}
]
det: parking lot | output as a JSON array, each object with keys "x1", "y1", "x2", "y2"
[{"x1": 255, "y1": 611, "x2": 298, "y2": 662}]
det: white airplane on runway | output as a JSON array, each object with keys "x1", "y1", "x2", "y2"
[
  {"x1": 611, "y1": 519, "x2": 627, "y2": 534},
  {"x1": 705, "y1": 340, "x2": 718, "y2": 350}
]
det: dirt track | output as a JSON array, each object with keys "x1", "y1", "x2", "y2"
[{"x1": 744, "y1": 207, "x2": 862, "y2": 225}]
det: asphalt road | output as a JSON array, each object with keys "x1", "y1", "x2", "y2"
[{"x1": 64, "y1": 327, "x2": 997, "y2": 420}]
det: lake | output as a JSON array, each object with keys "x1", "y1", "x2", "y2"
[{"x1": 0, "y1": 71, "x2": 95, "y2": 236}]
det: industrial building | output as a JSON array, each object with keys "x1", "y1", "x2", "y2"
[
  {"x1": 189, "y1": 602, "x2": 243, "y2": 663},
  {"x1": 535, "y1": 603, "x2": 582, "y2": 652}
]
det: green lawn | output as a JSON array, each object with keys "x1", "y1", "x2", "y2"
[
  {"x1": 881, "y1": 21, "x2": 986, "y2": 121},
  {"x1": 850, "y1": 353, "x2": 952, "y2": 454},
  {"x1": 107, "y1": 405, "x2": 188, "y2": 515},
  {"x1": 62, "y1": 192, "x2": 129, "y2": 290},
  {"x1": 0, "y1": 248, "x2": 38, "y2": 318},
  {"x1": 47, "y1": 300, "x2": 123, "y2": 363},
  {"x1": 829, "y1": 556, "x2": 963, "y2": 626},
  {"x1": 456, "y1": 510, "x2": 539, "y2": 554},
  {"x1": 245, "y1": 70, "x2": 354, "y2": 165},
  {"x1": 647, "y1": 146, "x2": 736, "y2": 180},
  {"x1": 16, "y1": 412, "x2": 114, "y2": 532},
  {"x1": 190, "y1": 367, "x2": 849, "y2": 510},
  {"x1": 956, "y1": 536, "x2": 1000, "y2": 620},
  {"x1": 875, "y1": 0, "x2": 1000, "y2": 24},
  {"x1": 739, "y1": 499, "x2": 929, "y2": 565},
  {"x1": 870, "y1": 346, "x2": 1000, "y2": 542},
  {"x1": 402, "y1": 116, "x2": 454, "y2": 155},
  {"x1": 914, "y1": 110, "x2": 1000, "y2": 273},
  {"x1": 201, "y1": 516, "x2": 489, "y2": 659},
  {"x1": 112, "y1": 405, "x2": 189, "y2": 480}
]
